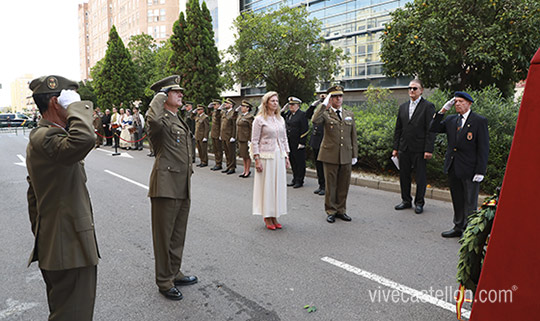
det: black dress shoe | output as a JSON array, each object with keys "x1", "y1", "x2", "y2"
[
  {"x1": 394, "y1": 202, "x2": 412, "y2": 210},
  {"x1": 211, "y1": 165, "x2": 222, "y2": 171},
  {"x1": 313, "y1": 188, "x2": 322, "y2": 194},
  {"x1": 174, "y1": 275, "x2": 198, "y2": 286},
  {"x1": 199, "y1": 164, "x2": 207, "y2": 168},
  {"x1": 196, "y1": 163, "x2": 202, "y2": 167},
  {"x1": 221, "y1": 169, "x2": 229, "y2": 173},
  {"x1": 159, "y1": 287, "x2": 183, "y2": 300},
  {"x1": 326, "y1": 215, "x2": 336, "y2": 223},
  {"x1": 415, "y1": 204, "x2": 424, "y2": 214},
  {"x1": 441, "y1": 229, "x2": 463, "y2": 238},
  {"x1": 239, "y1": 173, "x2": 246, "y2": 178},
  {"x1": 226, "y1": 169, "x2": 235, "y2": 175},
  {"x1": 336, "y1": 213, "x2": 352, "y2": 221},
  {"x1": 244, "y1": 171, "x2": 251, "y2": 178},
  {"x1": 287, "y1": 182, "x2": 295, "y2": 187},
  {"x1": 318, "y1": 189, "x2": 325, "y2": 196},
  {"x1": 293, "y1": 183, "x2": 303, "y2": 188}
]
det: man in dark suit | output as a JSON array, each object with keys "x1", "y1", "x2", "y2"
[
  {"x1": 393, "y1": 79, "x2": 436, "y2": 214},
  {"x1": 282, "y1": 96, "x2": 309, "y2": 188},
  {"x1": 101, "y1": 109, "x2": 112, "y2": 146},
  {"x1": 430, "y1": 91, "x2": 489, "y2": 238},
  {"x1": 306, "y1": 94, "x2": 326, "y2": 195}
]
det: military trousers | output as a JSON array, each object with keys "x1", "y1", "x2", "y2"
[
  {"x1": 41, "y1": 265, "x2": 97, "y2": 321},
  {"x1": 151, "y1": 197, "x2": 191, "y2": 291},
  {"x1": 448, "y1": 165, "x2": 480, "y2": 231},
  {"x1": 289, "y1": 146, "x2": 306, "y2": 185},
  {"x1": 212, "y1": 138, "x2": 223, "y2": 166},
  {"x1": 224, "y1": 140, "x2": 237, "y2": 171},
  {"x1": 323, "y1": 162, "x2": 352, "y2": 215},
  {"x1": 196, "y1": 140, "x2": 208, "y2": 165}
]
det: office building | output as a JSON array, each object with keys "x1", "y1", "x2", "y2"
[{"x1": 10, "y1": 74, "x2": 34, "y2": 113}]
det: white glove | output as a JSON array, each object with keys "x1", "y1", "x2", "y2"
[
  {"x1": 208, "y1": 103, "x2": 214, "y2": 109},
  {"x1": 230, "y1": 137, "x2": 236, "y2": 143},
  {"x1": 202, "y1": 138, "x2": 207, "y2": 142},
  {"x1": 281, "y1": 103, "x2": 289, "y2": 113},
  {"x1": 443, "y1": 98, "x2": 455, "y2": 111},
  {"x1": 219, "y1": 136, "x2": 222, "y2": 140},
  {"x1": 58, "y1": 89, "x2": 80, "y2": 109},
  {"x1": 322, "y1": 93, "x2": 331, "y2": 107},
  {"x1": 298, "y1": 144, "x2": 305, "y2": 149},
  {"x1": 218, "y1": 104, "x2": 224, "y2": 110},
  {"x1": 181, "y1": 105, "x2": 186, "y2": 111},
  {"x1": 472, "y1": 174, "x2": 484, "y2": 183},
  {"x1": 192, "y1": 109, "x2": 197, "y2": 114},
  {"x1": 235, "y1": 106, "x2": 241, "y2": 112},
  {"x1": 352, "y1": 157, "x2": 358, "y2": 165}
]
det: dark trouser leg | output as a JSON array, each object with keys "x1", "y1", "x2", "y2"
[
  {"x1": 323, "y1": 162, "x2": 338, "y2": 215},
  {"x1": 225, "y1": 140, "x2": 236, "y2": 170},
  {"x1": 41, "y1": 265, "x2": 97, "y2": 321},
  {"x1": 289, "y1": 147, "x2": 298, "y2": 184},
  {"x1": 398, "y1": 151, "x2": 413, "y2": 204},
  {"x1": 463, "y1": 179, "x2": 480, "y2": 228},
  {"x1": 411, "y1": 152, "x2": 427, "y2": 206},
  {"x1": 196, "y1": 140, "x2": 208, "y2": 164},
  {"x1": 297, "y1": 148, "x2": 306, "y2": 185},
  {"x1": 191, "y1": 137, "x2": 196, "y2": 162},
  {"x1": 104, "y1": 127, "x2": 112, "y2": 145},
  {"x1": 335, "y1": 163, "x2": 352, "y2": 214},
  {"x1": 151, "y1": 197, "x2": 190, "y2": 291},
  {"x1": 313, "y1": 148, "x2": 325, "y2": 189},
  {"x1": 448, "y1": 167, "x2": 466, "y2": 231},
  {"x1": 212, "y1": 138, "x2": 223, "y2": 166}
]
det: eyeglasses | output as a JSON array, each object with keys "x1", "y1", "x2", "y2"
[{"x1": 408, "y1": 87, "x2": 419, "y2": 91}]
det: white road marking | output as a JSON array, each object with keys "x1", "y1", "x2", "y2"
[
  {"x1": 14, "y1": 154, "x2": 26, "y2": 167},
  {"x1": 321, "y1": 256, "x2": 471, "y2": 319},
  {"x1": 95, "y1": 148, "x2": 133, "y2": 158},
  {"x1": 0, "y1": 298, "x2": 38, "y2": 319},
  {"x1": 104, "y1": 170, "x2": 148, "y2": 190}
]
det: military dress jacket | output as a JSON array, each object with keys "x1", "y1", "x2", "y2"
[
  {"x1": 220, "y1": 108, "x2": 237, "y2": 141},
  {"x1": 282, "y1": 109, "x2": 309, "y2": 148},
  {"x1": 210, "y1": 109, "x2": 222, "y2": 139},
  {"x1": 312, "y1": 104, "x2": 358, "y2": 165},
  {"x1": 236, "y1": 113, "x2": 254, "y2": 142},
  {"x1": 147, "y1": 93, "x2": 193, "y2": 200},
  {"x1": 430, "y1": 111, "x2": 489, "y2": 179},
  {"x1": 194, "y1": 113, "x2": 210, "y2": 141},
  {"x1": 26, "y1": 101, "x2": 100, "y2": 270},
  {"x1": 306, "y1": 102, "x2": 324, "y2": 149}
]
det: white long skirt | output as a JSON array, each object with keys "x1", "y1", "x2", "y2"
[
  {"x1": 119, "y1": 127, "x2": 134, "y2": 148},
  {"x1": 252, "y1": 149, "x2": 287, "y2": 218}
]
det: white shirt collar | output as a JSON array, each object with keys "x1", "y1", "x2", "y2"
[
  {"x1": 331, "y1": 106, "x2": 342, "y2": 114},
  {"x1": 460, "y1": 109, "x2": 472, "y2": 123},
  {"x1": 410, "y1": 96, "x2": 422, "y2": 105}
]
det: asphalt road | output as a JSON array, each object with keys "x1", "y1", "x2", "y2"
[{"x1": 0, "y1": 130, "x2": 472, "y2": 321}]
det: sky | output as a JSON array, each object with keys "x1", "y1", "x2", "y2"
[{"x1": 0, "y1": 0, "x2": 82, "y2": 106}]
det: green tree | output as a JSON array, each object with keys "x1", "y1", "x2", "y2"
[
  {"x1": 168, "y1": 0, "x2": 221, "y2": 104},
  {"x1": 381, "y1": 0, "x2": 540, "y2": 97},
  {"x1": 128, "y1": 33, "x2": 158, "y2": 110},
  {"x1": 78, "y1": 80, "x2": 98, "y2": 107},
  {"x1": 223, "y1": 6, "x2": 346, "y2": 105},
  {"x1": 93, "y1": 25, "x2": 139, "y2": 109}
]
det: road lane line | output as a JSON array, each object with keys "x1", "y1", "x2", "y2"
[
  {"x1": 104, "y1": 170, "x2": 148, "y2": 190},
  {"x1": 95, "y1": 148, "x2": 133, "y2": 158},
  {"x1": 14, "y1": 154, "x2": 26, "y2": 167},
  {"x1": 321, "y1": 256, "x2": 470, "y2": 319}
]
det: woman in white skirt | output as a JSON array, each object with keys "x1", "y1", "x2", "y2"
[{"x1": 251, "y1": 91, "x2": 291, "y2": 230}]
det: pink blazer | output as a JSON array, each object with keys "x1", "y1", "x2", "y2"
[{"x1": 251, "y1": 115, "x2": 290, "y2": 158}]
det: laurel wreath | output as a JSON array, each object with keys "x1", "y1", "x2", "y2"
[{"x1": 456, "y1": 191, "x2": 499, "y2": 294}]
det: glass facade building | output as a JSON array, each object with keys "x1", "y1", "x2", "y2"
[{"x1": 240, "y1": 0, "x2": 412, "y2": 93}]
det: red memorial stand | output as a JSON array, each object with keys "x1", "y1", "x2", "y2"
[{"x1": 469, "y1": 48, "x2": 540, "y2": 320}]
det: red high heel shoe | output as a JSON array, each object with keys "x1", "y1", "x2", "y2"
[
  {"x1": 274, "y1": 222, "x2": 282, "y2": 229},
  {"x1": 264, "y1": 218, "x2": 276, "y2": 230}
]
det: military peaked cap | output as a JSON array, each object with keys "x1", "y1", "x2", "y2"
[
  {"x1": 287, "y1": 96, "x2": 302, "y2": 104},
  {"x1": 150, "y1": 75, "x2": 184, "y2": 92},
  {"x1": 196, "y1": 104, "x2": 205, "y2": 110},
  {"x1": 225, "y1": 98, "x2": 236, "y2": 106},
  {"x1": 454, "y1": 91, "x2": 474, "y2": 103},
  {"x1": 326, "y1": 85, "x2": 344, "y2": 96},
  {"x1": 241, "y1": 100, "x2": 253, "y2": 108},
  {"x1": 29, "y1": 75, "x2": 78, "y2": 94}
]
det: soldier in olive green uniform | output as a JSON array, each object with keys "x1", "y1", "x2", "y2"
[
  {"x1": 26, "y1": 75, "x2": 99, "y2": 321},
  {"x1": 194, "y1": 104, "x2": 210, "y2": 167},
  {"x1": 220, "y1": 98, "x2": 238, "y2": 174},
  {"x1": 312, "y1": 85, "x2": 358, "y2": 223},
  {"x1": 182, "y1": 101, "x2": 197, "y2": 163},
  {"x1": 147, "y1": 76, "x2": 198, "y2": 301},
  {"x1": 236, "y1": 100, "x2": 254, "y2": 177},
  {"x1": 209, "y1": 99, "x2": 224, "y2": 170}
]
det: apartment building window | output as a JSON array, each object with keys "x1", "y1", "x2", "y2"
[
  {"x1": 147, "y1": 10, "x2": 152, "y2": 22},
  {"x1": 154, "y1": 9, "x2": 159, "y2": 21},
  {"x1": 160, "y1": 0, "x2": 165, "y2": 3},
  {"x1": 147, "y1": 0, "x2": 152, "y2": 5},
  {"x1": 160, "y1": 9, "x2": 165, "y2": 21},
  {"x1": 160, "y1": 25, "x2": 166, "y2": 38}
]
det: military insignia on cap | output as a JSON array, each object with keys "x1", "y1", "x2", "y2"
[
  {"x1": 47, "y1": 76, "x2": 58, "y2": 90},
  {"x1": 174, "y1": 76, "x2": 180, "y2": 84}
]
